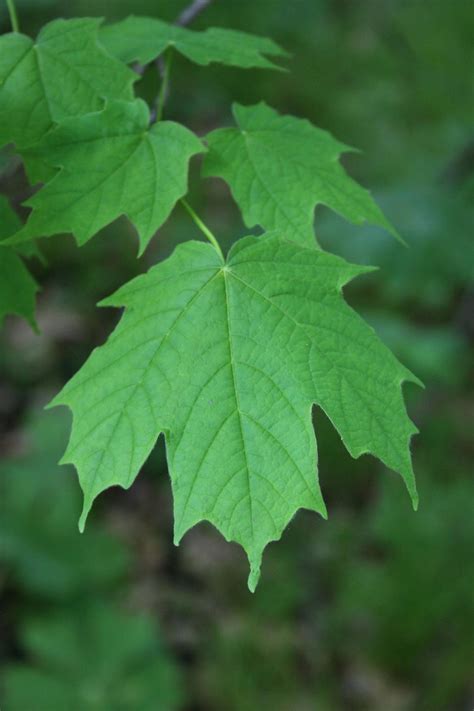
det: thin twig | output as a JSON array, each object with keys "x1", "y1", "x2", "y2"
[
  {"x1": 175, "y1": 1, "x2": 223, "y2": 260},
  {"x1": 151, "y1": 50, "x2": 173, "y2": 123},
  {"x1": 149, "y1": 0, "x2": 213, "y2": 123},
  {"x1": 176, "y1": 0, "x2": 214, "y2": 27},
  {"x1": 132, "y1": 62, "x2": 146, "y2": 76}
]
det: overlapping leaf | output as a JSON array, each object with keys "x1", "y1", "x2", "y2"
[
  {"x1": 51, "y1": 232, "x2": 419, "y2": 590},
  {"x1": 0, "y1": 196, "x2": 38, "y2": 329},
  {"x1": 0, "y1": 18, "x2": 135, "y2": 152},
  {"x1": 203, "y1": 102, "x2": 398, "y2": 246},
  {"x1": 6, "y1": 100, "x2": 204, "y2": 253},
  {"x1": 100, "y1": 16, "x2": 288, "y2": 69}
]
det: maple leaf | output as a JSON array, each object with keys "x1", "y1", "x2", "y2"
[
  {"x1": 0, "y1": 193, "x2": 21, "y2": 235},
  {"x1": 0, "y1": 18, "x2": 135, "y2": 152},
  {"x1": 0, "y1": 246, "x2": 38, "y2": 330},
  {"x1": 203, "y1": 102, "x2": 398, "y2": 247},
  {"x1": 0, "y1": 196, "x2": 38, "y2": 329},
  {"x1": 50, "y1": 232, "x2": 419, "y2": 591},
  {"x1": 100, "y1": 16, "x2": 288, "y2": 69},
  {"x1": 6, "y1": 100, "x2": 204, "y2": 254}
]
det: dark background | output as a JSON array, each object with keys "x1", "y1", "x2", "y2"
[{"x1": 0, "y1": 1, "x2": 473, "y2": 709}]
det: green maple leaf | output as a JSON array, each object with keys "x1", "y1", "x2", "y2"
[
  {"x1": 50, "y1": 232, "x2": 419, "y2": 591},
  {"x1": 6, "y1": 100, "x2": 204, "y2": 254},
  {"x1": 0, "y1": 193, "x2": 21, "y2": 235},
  {"x1": 0, "y1": 18, "x2": 135, "y2": 152},
  {"x1": 3, "y1": 604, "x2": 183, "y2": 711},
  {"x1": 0, "y1": 196, "x2": 38, "y2": 329},
  {"x1": 100, "y1": 16, "x2": 288, "y2": 69},
  {"x1": 0, "y1": 246, "x2": 38, "y2": 329},
  {"x1": 203, "y1": 102, "x2": 398, "y2": 246}
]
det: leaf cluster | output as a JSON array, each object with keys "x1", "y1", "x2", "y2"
[{"x1": 0, "y1": 12, "x2": 420, "y2": 588}]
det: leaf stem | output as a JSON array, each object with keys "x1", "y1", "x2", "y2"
[
  {"x1": 181, "y1": 198, "x2": 224, "y2": 262},
  {"x1": 154, "y1": 49, "x2": 173, "y2": 122},
  {"x1": 148, "y1": 0, "x2": 212, "y2": 123},
  {"x1": 6, "y1": 0, "x2": 20, "y2": 32}
]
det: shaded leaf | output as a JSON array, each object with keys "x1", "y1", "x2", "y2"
[
  {"x1": 0, "y1": 193, "x2": 21, "y2": 235},
  {"x1": 100, "y1": 16, "x2": 288, "y2": 69},
  {"x1": 0, "y1": 246, "x2": 38, "y2": 329},
  {"x1": 0, "y1": 196, "x2": 38, "y2": 328}
]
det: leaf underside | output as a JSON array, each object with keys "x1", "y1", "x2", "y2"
[
  {"x1": 6, "y1": 100, "x2": 204, "y2": 254},
  {"x1": 51, "y1": 232, "x2": 419, "y2": 590},
  {"x1": 100, "y1": 16, "x2": 289, "y2": 69},
  {"x1": 203, "y1": 102, "x2": 399, "y2": 247}
]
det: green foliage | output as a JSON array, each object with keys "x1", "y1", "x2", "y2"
[
  {"x1": 319, "y1": 186, "x2": 474, "y2": 308},
  {"x1": 0, "y1": 411, "x2": 129, "y2": 599},
  {"x1": 7, "y1": 100, "x2": 204, "y2": 253},
  {"x1": 203, "y1": 617, "x2": 308, "y2": 711},
  {"x1": 0, "y1": 245, "x2": 38, "y2": 328},
  {"x1": 334, "y1": 474, "x2": 474, "y2": 710},
  {"x1": 0, "y1": 6, "x2": 421, "y2": 589},
  {"x1": 1, "y1": 603, "x2": 184, "y2": 711},
  {"x1": 0, "y1": 18, "x2": 135, "y2": 152},
  {"x1": 363, "y1": 312, "x2": 470, "y2": 388},
  {"x1": 100, "y1": 15, "x2": 288, "y2": 69},
  {"x1": 50, "y1": 233, "x2": 419, "y2": 590},
  {"x1": 0, "y1": 192, "x2": 21, "y2": 235},
  {"x1": 0, "y1": 196, "x2": 38, "y2": 328},
  {"x1": 203, "y1": 102, "x2": 397, "y2": 246}
]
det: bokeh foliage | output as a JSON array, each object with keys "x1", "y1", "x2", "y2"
[{"x1": 0, "y1": 1, "x2": 472, "y2": 709}]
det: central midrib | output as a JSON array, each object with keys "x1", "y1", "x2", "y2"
[{"x1": 222, "y1": 270, "x2": 255, "y2": 543}]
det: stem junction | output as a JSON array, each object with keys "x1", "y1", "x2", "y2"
[{"x1": 180, "y1": 199, "x2": 225, "y2": 262}]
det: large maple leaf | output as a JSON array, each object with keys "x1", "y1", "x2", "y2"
[{"x1": 50, "y1": 233, "x2": 420, "y2": 590}]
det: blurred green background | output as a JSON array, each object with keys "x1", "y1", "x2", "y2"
[{"x1": 0, "y1": 1, "x2": 473, "y2": 709}]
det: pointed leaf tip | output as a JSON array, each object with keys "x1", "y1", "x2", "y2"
[
  {"x1": 247, "y1": 560, "x2": 262, "y2": 593},
  {"x1": 79, "y1": 494, "x2": 94, "y2": 533}
]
